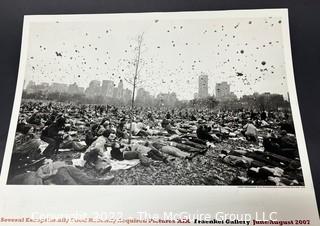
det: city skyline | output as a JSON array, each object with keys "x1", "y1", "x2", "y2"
[
  {"x1": 25, "y1": 77, "x2": 286, "y2": 102},
  {"x1": 25, "y1": 78, "x2": 180, "y2": 106},
  {"x1": 25, "y1": 79, "x2": 132, "y2": 100}
]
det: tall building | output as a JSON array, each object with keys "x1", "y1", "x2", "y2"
[
  {"x1": 25, "y1": 81, "x2": 50, "y2": 93},
  {"x1": 25, "y1": 81, "x2": 36, "y2": 93},
  {"x1": 112, "y1": 87, "x2": 118, "y2": 99},
  {"x1": 85, "y1": 80, "x2": 101, "y2": 97},
  {"x1": 198, "y1": 74, "x2": 209, "y2": 98},
  {"x1": 123, "y1": 88, "x2": 132, "y2": 103},
  {"x1": 136, "y1": 88, "x2": 153, "y2": 104},
  {"x1": 216, "y1": 82, "x2": 230, "y2": 100},
  {"x1": 157, "y1": 92, "x2": 178, "y2": 106},
  {"x1": 136, "y1": 88, "x2": 147, "y2": 101},
  {"x1": 68, "y1": 82, "x2": 84, "y2": 95},
  {"x1": 49, "y1": 83, "x2": 68, "y2": 93},
  {"x1": 101, "y1": 80, "x2": 114, "y2": 97},
  {"x1": 37, "y1": 82, "x2": 50, "y2": 93},
  {"x1": 215, "y1": 81, "x2": 237, "y2": 101},
  {"x1": 117, "y1": 80, "x2": 124, "y2": 99}
]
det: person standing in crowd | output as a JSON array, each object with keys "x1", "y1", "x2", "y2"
[{"x1": 40, "y1": 117, "x2": 66, "y2": 157}]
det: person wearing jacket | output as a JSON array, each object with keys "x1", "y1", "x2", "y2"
[{"x1": 40, "y1": 117, "x2": 66, "y2": 157}]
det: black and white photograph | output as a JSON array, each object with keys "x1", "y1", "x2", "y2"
[{"x1": 4, "y1": 11, "x2": 304, "y2": 186}]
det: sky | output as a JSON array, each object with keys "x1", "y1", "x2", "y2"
[{"x1": 24, "y1": 15, "x2": 289, "y2": 100}]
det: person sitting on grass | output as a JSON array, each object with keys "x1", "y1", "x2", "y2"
[{"x1": 242, "y1": 120, "x2": 258, "y2": 142}]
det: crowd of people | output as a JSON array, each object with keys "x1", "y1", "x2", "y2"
[{"x1": 7, "y1": 99, "x2": 303, "y2": 186}]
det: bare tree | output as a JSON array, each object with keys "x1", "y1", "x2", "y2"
[{"x1": 124, "y1": 32, "x2": 145, "y2": 144}]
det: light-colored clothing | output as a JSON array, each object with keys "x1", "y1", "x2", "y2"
[
  {"x1": 130, "y1": 144, "x2": 152, "y2": 155},
  {"x1": 130, "y1": 122, "x2": 146, "y2": 135},
  {"x1": 36, "y1": 161, "x2": 68, "y2": 179},
  {"x1": 85, "y1": 135, "x2": 108, "y2": 155},
  {"x1": 161, "y1": 146, "x2": 190, "y2": 158},
  {"x1": 244, "y1": 123, "x2": 257, "y2": 137}
]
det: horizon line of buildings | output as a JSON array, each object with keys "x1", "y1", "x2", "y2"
[
  {"x1": 24, "y1": 79, "x2": 179, "y2": 106},
  {"x1": 25, "y1": 75, "x2": 287, "y2": 104},
  {"x1": 195, "y1": 74, "x2": 254, "y2": 101},
  {"x1": 25, "y1": 79, "x2": 132, "y2": 102}
]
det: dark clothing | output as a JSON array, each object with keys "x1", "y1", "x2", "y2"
[
  {"x1": 261, "y1": 111, "x2": 267, "y2": 121},
  {"x1": 85, "y1": 131, "x2": 97, "y2": 146},
  {"x1": 116, "y1": 122, "x2": 126, "y2": 138},
  {"x1": 181, "y1": 135, "x2": 207, "y2": 145},
  {"x1": 50, "y1": 166, "x2": 107, "y2": 185},
  {"x1": 246, "y1": 134, "x2": 257, "y2": 142},
  {"x1": 84, "y1": 148, "x2": 101, "y2": 164},
  {"x1": 171, "y1": 136, "x2": 206, "y2": 149},
  {"x1": 41, "y1": 124, "x2": 63, "y2": 157},
  {"x1": 147, "y1": 149, "x2": 167, "y2": 161},
  {"x1": 190, "y1": 115, "x2": 197, "y2": 121},
  {"x1": 27, "y1": 114, "x2": 41, "y2": 125},
  {"x1": 161, "y1": 119, "x2": 176, "y2": 134},
  {"x1": 16, "y1": 123, "x2": 32, "y2": 134},
  {"x1": 171, "y1": 142, "x2": 205, "y2": 153},
  {"x1": 280, "y1": 135, "x2": 297, "y2": 149},
  {"x1": 263, "y1": 135, "x2": 298, "y2": 158},
  {"x1": 136, "y1": 130, "x2": 149, "y2": 137},
  {"x1": 41, "y1": 124, "x2": 61, "y2": 140},
  {"x1": 111, "y1": 146, "x2": 124, "y2": 161},
  {"x1": 41, "y1": 136, "x2": 59, "y2": 157},
  {"x1": 161, "y1": 118, "x2": 170, "y2": 128},
  {"x1": 263, "y1": 137, "x2": 281, "y2": 153},
  {"x1": 196, "y1": 126, "x2": 215, "y2": 142},
  {"x1": 280, "y1": 121, "x2": 295, "y2": 134},
  {"x1": 45, "y1": 115, "x2": 55, "y2": 126}
]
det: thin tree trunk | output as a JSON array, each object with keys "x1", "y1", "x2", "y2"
[{"x1": 128, "y1": 34, "x2": 143, "y2": 144}]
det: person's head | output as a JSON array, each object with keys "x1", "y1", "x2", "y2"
[
  {"x1": 29, "y1": 126, "x2": 35, "y2": 134},
  {"x1": 102, "y1": 119, "x2": 110, "y2": 127},
  {"x1": 108, "y1": 132, "x2": 116, "y2": 140},
  {"x1": 56, "y1": 117, "x2": 66, "y2": 128},
  {"x1": 144, "y1": 141, "x2": 150, "y2": 147},
  {"x1": 280, "y1": 130, "x2": 287, "y2": 136},
  {"x1": 289, "y1": 160, "x2": 301, "y2": 169},
  {"x1": 103, "y1": 129, "x2": 116, "y2": 140},
  {"x1": 198, "y1": 119, "x2": 206, "y2": 126},
  {"x1": 102, "y1": 129, "x2": 111, "y2": 138},
  {"x1": 91, "y1": 124, "x2": 99, "y2": 132},
  {"x1": 64, "y1": 125, "x2": 71, "y2": 132},
  {"x1": 111, "y1": 142, "x2": 121, "y2": 150},
  {"x1": 124, "y1": 145, "x2": 132, "y2": 152},
  {"x1": 44, "y1": 159, "x2": 53, "y2": 165}
]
